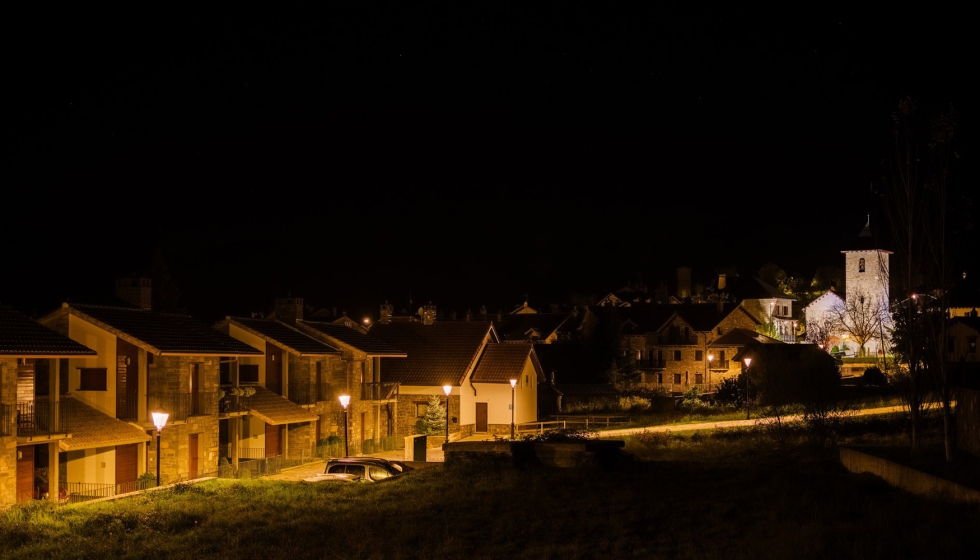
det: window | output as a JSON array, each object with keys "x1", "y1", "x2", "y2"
[
  {"x1": 673, "y1": 373, "x2": 682, "y2": 384},
  {"x1": 859, "y1": 258, "x2": 866, "y2": 272},
  {"x1": 695, "y1": 373, "x2": 703, "y2": 384},
  {"x1": 969, "y1": 337, "x2": 977, "y2": 353},
  {"x1": 695, "y1": 350, "x2": 703, "y2": 361},
  {"x1": 240, "y1": 364, "x2": 259, "y2": 383},
  {"x1": 78, "y1": 368, "x2": 107, "y2": 391},
  {"x1": 717, "y1": 327, "x2": 723, "y2": 335},
  {"x1": 220, "y1": 362, "x2": 232, "y2": 385},
  {"x1": 657, "y1": 373, "x2": 663, "y2": 384},
  {"x1": 782, "y1": 306, "x2": 788, "y2": 316},
  {"x1": 673, "y1": 350, "x2": 682, "y2": 361},
  {"x1": 415, "y1": 402, "x2": 428, "y2": 417}
]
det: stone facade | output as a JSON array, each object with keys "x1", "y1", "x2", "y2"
[
  {"x1": 630, "y1": 308, "x2": 758, "y2": 392},
  {"x1": 148, "y1": 355, "x2": 220, "y2": 482},
  {"x1": 1, "y1": 359, "x2": 17, "y2": 506},
  {"x1": 394, "y1": 394, "x2": 456, "y2": 440},
  {"x1": 286, "y1": 422, "x2": 313, "y2": 458}
]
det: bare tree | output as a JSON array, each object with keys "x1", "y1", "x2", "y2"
[
  {"x1": 829, "y1": 289, "x2": 890, "y2": 358},
  {"x1": 803, "y1": 311, "x2": 837, "y2": 350}
]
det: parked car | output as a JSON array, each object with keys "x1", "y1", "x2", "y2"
[{"x1": 304, "y1": 457, "x2": 413, "y2": 483}]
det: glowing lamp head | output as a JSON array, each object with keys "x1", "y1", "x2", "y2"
[
  {"x1": 338, "y1": 394, "x2": 351, "y2": 409},
  {"x1": 708, "y1": 354, "x2": 713, "y2": 363},
  {"x1": 151, "y1": 411, "x2": 169, "y2": 432},
  {"x1": 363, "y1": 318, "x2": 370, "y2": 325},
  {"x1": 443, "y1": 385, "x2": 452, "y2": 396},
  {"x1": 744, "y1": 357, "x2": 752, "y2": 368},
  {"x1": 510, "y1": 379, "x2": 517, "y2": 389}
]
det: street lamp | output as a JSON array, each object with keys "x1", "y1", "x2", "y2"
[
  {"x1": 151, "y1": 410, "x2": 169, "y2": 487},
  {"x1": 443, "y1": 385, "x2": 452, "y2": 443},
  {"x1": 338, "y1": 394, "x2": 350, "y2": 457},
  {"x1": 510, "y1": 378, "x2": 517, "y2": 439},
  {"x1": 707, "y1": 354, "x2": 713, "y2": 388},
  {"x1": 743, "y1": 358, "x2": 752, "y2": 420}
]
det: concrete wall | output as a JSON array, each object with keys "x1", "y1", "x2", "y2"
[{"x1": 839, "y1": 446, "x2": 980, "y2": 504}]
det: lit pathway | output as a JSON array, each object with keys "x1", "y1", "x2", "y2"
[{"x1": 597, "y1": 405, "x2": 908, "y2": 438}]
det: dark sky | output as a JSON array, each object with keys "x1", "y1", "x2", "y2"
[{"x1": 6, "y1": 6, "x2": 977, "y2": 323}]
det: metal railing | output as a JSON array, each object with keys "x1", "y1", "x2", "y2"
[
  {"x1": 656, "y1": 335, "x2": 699, "y2": 345},
  {"x1": 709, "y1": 359, "x2": 730, "y2": 370},
  {"x1": 218, "y1": 394, "x2": 250, "y2": 415},
  {"x1": 518, "y1": 415, "x2": 632, "y2": 434},
  {"x1": 361, "y1": 382, "x2": 399, "y2": 401},
  {"x1": 116, "y1": 394, "x2": 139, "y2": 421},
  {"x1": 0, "y1": 404, "x2": 11, "y2": 436},
  {"x1": 636, "y1": 359, "x2": 667, "y2": 369},
  {"x1": 60, "y1": 479, "x2": 157, "y2": 505},
  {"x1": 16, "y1": 398, "x2": 72, "y2": 437},
  {"x1": 147, "y1": 392, "x2": 217, "y2": 421}
]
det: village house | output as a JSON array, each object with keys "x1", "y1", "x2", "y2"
[
  {"x1": 1, "y1": 305, "x2": 99, "y2": 507},
  {"x1": 292, "y1": 310, "x2": 407, "y2": 454},
  {"x1": 367, "y1": 304, "x2": 542, "y2": 439},
  {"x1": 37, "y1": 279, "x2": 262, "y2": 491}
]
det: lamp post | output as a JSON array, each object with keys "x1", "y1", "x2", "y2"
[
  {"x1": 510, "y1": 378, "x2": 517, "y2": 439},
  {"x1": 743, "y1": 357, "x2": 752, "y2": 420},
  {"x1": 443, "y1": 385, "x2": 452, "y2": 443},
  {"x1": 338, "y1": 394, "x2": 350, "y2": 457},
  {"x1": 707, "y1": 354, "x2": 713, "y2": 389},
  {"x1": 151, "y1": 410, "x2": 169, "y2": 487}
]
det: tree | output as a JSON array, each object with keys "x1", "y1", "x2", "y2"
[
  {"x1": 803, "y1": 311, "x2": 837, "y2": 350},
  {"x1": 422, "y1": 395, "x2": 446, "y2": 436},
  {"x1": 829, "y1": 288, "x2": 890, "y2": 358}
]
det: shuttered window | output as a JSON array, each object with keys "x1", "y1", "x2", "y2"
[
  {"x1": 79, "y1": 368, "x2": 107, "y2": 391},
  {"x1": 240, "y1": 364, "x2": 259, "y2": 383}
]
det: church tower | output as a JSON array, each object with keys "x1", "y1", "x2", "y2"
[{"x1": 842, "y1": 217, "x2": 891, "y2": 306}]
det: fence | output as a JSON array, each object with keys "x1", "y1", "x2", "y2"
[
  {"x1": 147, "y1": 392, "x2": 217, "y2": 421},
  {"x1": 16, "y1": 398, "x2": 72, "y2": 437},
  {"x1": 518, "y1": 415, "x2": 632, "y2": 434}
]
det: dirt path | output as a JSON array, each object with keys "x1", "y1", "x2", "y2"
[{"x1": 598, "y1": 405, "x2": 908, "y2": 438}]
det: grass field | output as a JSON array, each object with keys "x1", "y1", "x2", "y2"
[{"x1": 2, "y1": 411, "x2": 978, "y2": 559}]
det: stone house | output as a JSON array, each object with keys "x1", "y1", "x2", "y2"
[
  {"x1": 623, "y1": 303, "x2": 760, "y2": 395},
  {"x1": 1, "y1": 305, "x2": 98, "y2": 507},
  {"x1": 212, "y1": 309, "x2": 338, "y2": 468},
  {"x1": 368, "y1": 306, "x2": 542, "y2": 439},
  {"x1": 38, "y1": 289, "x2": 262, "y2": 489},
  {"x1": 291, "y1": 316, "x2": 407, "y2": 454}
]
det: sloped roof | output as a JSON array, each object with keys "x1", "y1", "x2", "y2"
[
  {"x1": 247, "y1": 386, "x2": 319, "y2": 425},
  {"x1": 48, "y1": 303, "x2": 262, "y2": 356},
  {"x1": 951, "y1": 316, "x2": 980, "y2": 334},
  {"x1": 803, "y1": 290, "x2": 845, "y2": 311},
  {"x1": 618, "y1": 305, "x2": 676, "y2": 333},
  {"x1": 722, "y1": 276, "x2": 796, "y2": 302},
  {"x1": 0, "y1": 305, "x2": 97, "y2": 357},
  {"x1": 216, "y1": 317, "x2": 341, "y2": 356},
  {"x1": 493, "y1": 313, "x2": 572, "y2": 342},
  {"x1": 733, "y1": 342, "x2": 837, "y2": 369},
  {"x1": 533, "y1": 344, "x2": 602, "y2": 384},
  {"x1": 710, "y1": 328, "x2": 784, "y2": 348},
  {"x1": 471, "y1": 343, "x2": 544, "y2": 383},
  {"x1": 669, "y1": 303, "x2": 743, "y2": 332},
  {"x1": 367, "y1": 321, "x2": 494, "y2": 385},
  {"x1": 59, "y1": 396, "x2": 151, "y2": 451},
  {"x1": 297, "y1": 320, "x2": 406, "y2": 356}
]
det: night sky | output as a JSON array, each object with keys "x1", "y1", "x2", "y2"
[{"x1": 6, "y1": 6, "x2": 977, "y2": 323}]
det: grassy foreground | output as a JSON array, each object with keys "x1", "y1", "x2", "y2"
[{"x1": 2, "y1": 416, "x2": 979, "y2": 559}]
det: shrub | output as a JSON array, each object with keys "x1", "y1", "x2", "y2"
[
  {"x1": 618, "y1": 395, "x2": 651, "y2": 412},
  {"x1": 863, "y1": 366, "x2": 886, "y2": 386},
  {"x1": 715, "y1": 376, "x2": 741, "y2": 407}
]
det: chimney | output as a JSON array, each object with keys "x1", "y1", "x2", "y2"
[
  {"x1": 422, "y1": 302, "x2": 437, "y2": 325},
  {"x1": 116, "y1": 277, "x2": 152, "y2": 310},
  {"x1": 677, "y1": 267, "x2": 692, "y2": 299},
  {"x1": 275, "y1": 297, "x2": 304, "y2": 325},
  {"x1": 451, "y1": 310, "x2": 457, "y2": 321},
  {"x1": 465, "y1": 309, "x2": 472, "y2": 321},
  {"x1": 718, "y1": 273, "x2": 727, "y2": 291},
  {"x1": 480, "y1": 305, "x2": 487, "y2": 319},
  {"x1": 379, "y1": 302, "x2": 393, "y2": 324}
]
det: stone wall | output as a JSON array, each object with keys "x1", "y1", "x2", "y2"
[
  {"x1": 0, "y1": 359, "x2": 16, "y2": 506},
  {"x1": 839, "y1": 446, "x2": 980, "y2": 504},
  {"x1": 287, "y1": 422, "x2": 313, "y2": 458}
]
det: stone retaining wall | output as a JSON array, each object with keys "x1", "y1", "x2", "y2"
[{"x1": 839, "y1": 446, "x2": 980, "y2": 504}]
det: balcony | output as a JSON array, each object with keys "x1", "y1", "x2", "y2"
[
  {"x1": 709, "y1": 359, "x2": 730, "y2": 370},
  {"x1": 116, "y1": 394, "x2": 139, "y2": 422},
  {"x1": 16, "y1": 398, "x2": 72, "y2": 437},
  {"x1": 656, "y1": 334, "x2": 699, "y2": 345},
  {"x1": 147, "y1": 392, "x2": 217, "y2": 422},
  {"x1": 361, "y1": 382, "x2": 399, "y2": 402},
  {"x1": 636, "y1": 359, "x2": 667, "y2": 369},
  {"x1": 218, "y1": 393, "x2": 251, "y2": 415}
]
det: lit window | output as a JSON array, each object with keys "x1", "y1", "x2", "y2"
[{"x1": 415, "y1": 402, "x2": 427, "y2": 417}]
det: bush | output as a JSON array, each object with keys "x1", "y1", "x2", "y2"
[
  {"x1": 618, "y1": 395, "x2": 651, "y2": 412},
  {"x1": 863, "y1": 366, "x2": 887, "y2": 386},
  {"x1": 715, "y1": 377, "x2": 741, "y2": 407},
  {"x1": 317, "y1": 435, "x2": 342, "y2": 446}
]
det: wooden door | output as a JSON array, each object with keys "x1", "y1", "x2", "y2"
[
  {"x1": 115, "y1": 443, "x2": 138, "y2": 487},
  {"x1": 475, "y1": 403, "x2": 488, "y2": 432},
  {"x1": 16, "y1": 446, "x2": 35, "y2": 503},
  {"x1": 188, "y1": 434, "x2": 199, "y2": 479},
  {"x1": 266, "y1": 344, "x2": 283, "y2": 395},
  {"x1": 265, "y1": 423, "x2": 281, "y2": 457}
]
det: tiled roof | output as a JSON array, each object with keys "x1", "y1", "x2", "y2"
[
  {"x1": 720, "y1": 276, "x2": 795, "y2": 301},
  {"x1": 492, "y1": 314, "x2": 572, "y2": 342},
  {"x1": 669, "y1": 303, "x2": 742, "y2": 332},
  {"x1": 367, "y1": 321, "x2": 494, "y2": 385},
  {"x1": 59, "y1": 396, "x2": 151, "y2": 451},
  {"x1": 62, "y1": 303, "x2": 262, "y2": 356},
  {"x1": 710, "y1": 328, "x2": 783, "y2": 348},
  {"x1": 533, "y1": 344, "x2": 600, "y2": 384},
  {"x1": 246, "y1": 386, "x2": 319, "y2": 425},
  {"x1": 618, "y1": 306, "x2": 676, "y2": 333},
  {"x1": 0, "y1": 305, "x2": 97, "y2": 357},
  {"x1": 218, "y1": 317, "x2": 340, "y2": 356},
  {"x1": 733, "y1": 342, "x2": 837, "y2": 368},
  {"x1": 471, "y1": 343, "x2": 543, "y2": 383},
  {"x1": 297, "y1": 320, "x2": 406, "y2": 356}
]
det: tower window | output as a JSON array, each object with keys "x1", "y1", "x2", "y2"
[{"x1": 859, "y1": 258, "x2": 866, "y2": 273}]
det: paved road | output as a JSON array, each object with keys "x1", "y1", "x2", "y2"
[{"x1": 598, "y1": 405, "x2": 907, "y2": 438}]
